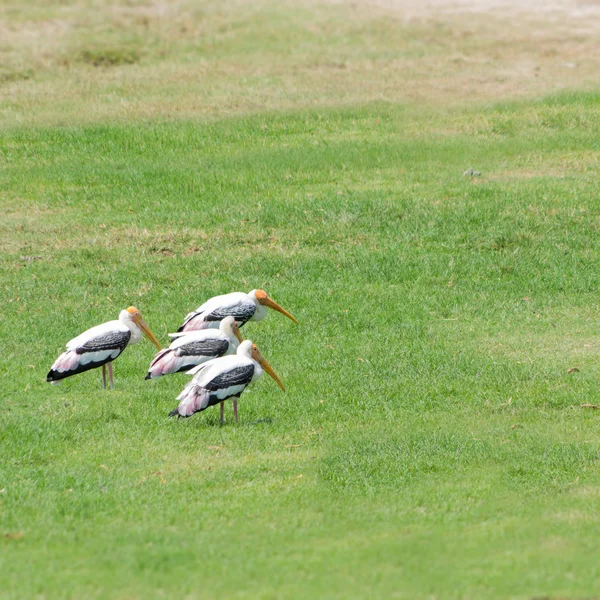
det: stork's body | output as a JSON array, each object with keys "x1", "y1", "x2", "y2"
[
  {"x1": 169, "y1": 340, "x2": 284, "y2": 423},
  {"x1": 177, "y1": 289, "x2": 297, "y2": 332},
  {"x1": 145, "y1": 316, "x2": 243, "y2": 379},
  {"x1": 47, "y1": 307, "x2": 161, "y2": 388}
]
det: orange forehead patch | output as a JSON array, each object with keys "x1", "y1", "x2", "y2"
[
  {"x1": 255, "y1": 289, "x2": 268, "y2": 300},
  {"x1": 126, "y1": 306, "x2": 140, "y2": 315}
]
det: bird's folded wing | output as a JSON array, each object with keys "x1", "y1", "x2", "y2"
[
  {"x1": 185, "y1": 362, "x2": 213, "y2": 377},
  {"x1": 65, "y1": 320, "x2": 127, "y2": 351},
  {"x1": 205, "y1": 302, "x2": 255, "y2": 323},
  {"x1": 176, "y1": 338, "x2": 230, "y2": 357},
  {"x1": 77, "y1": 330, "x2": 132, "y2": 354},
  {"x1": 187, "y1": 355, "x2": 248, "y2": 384},
  {"x1": 205, "y1": 364, "x2": 254, "y2": 391},
  {"x1": 193, "y1": 292, "x2": 245, "y2": 313},
  {"x1": 168, "y1": 329, "x2": 223, "y2": 348}
]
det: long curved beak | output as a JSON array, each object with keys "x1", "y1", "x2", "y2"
[
  {"x1": 232, "y1": 322, "x2": 244, "y2": 344},
  {"x1": 262, "y1": 297, "x2": 299, "y2": 325},
  {"x1": 258, "y1": 355, "x2": 285, "y2": 392},
  {"x1": 135, "y1": 316, "x2": 162, "y2": 350}
]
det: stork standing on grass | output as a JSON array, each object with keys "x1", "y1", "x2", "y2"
[
  {"x1": 47, "y1": 306, "x2": 162, "y2": 388},
  {"x1": 169, "y1": 340, "x2": 285, "y2": 424},
  {"x1": 145, "y1": 316, "x2": 244, "y2": 379},
  {"x1": 177, "y1": 289, "x2": 298, "y2": 332}
]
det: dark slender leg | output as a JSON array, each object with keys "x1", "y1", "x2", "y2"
[
  {"x1": 220, "y1": 402, "x2": 225, "y2": 425},
  {"x1": 233, "y1": 398, "x2": 238, "y2": 423},
  {"x1": 108, "y1": 362, "x2": 114, "y2": 390},
  {"x1": 102, "y1": 364, "x2": 107, "y2": 389}
]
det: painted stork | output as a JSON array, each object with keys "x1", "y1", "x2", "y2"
[
  {"x1": 145, "y1": 316, "x2": 244, "y2": 379},
  {"x1": 169, "y1": 339, "x2": 284, "y2": 423},
  {"x1": 177, "y1": 289, "x2": 298, "y2": 332},
  {"x1": 47, "y1": 306, "x2": 162, "y2": 388}
]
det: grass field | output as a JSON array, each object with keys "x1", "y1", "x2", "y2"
[{"x1": 3, "y1": 1, "x2": 600, "y2": 598}]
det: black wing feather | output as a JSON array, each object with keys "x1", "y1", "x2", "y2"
[
  {"x1": 76, "y1": 330, "x2": 131, "y2": 354},
  {"x1": 205, "y1": 365, "x2": 254, "y2": 391},
  {"x1": 204, "y1": 303, "x2": 256, "y2": 326},
  {"x1": 177, "y1": 339, "x2": 229, "y2": 357},
  {"x1": 177, "y1": 302, "x2": 256, "y2": 332}
]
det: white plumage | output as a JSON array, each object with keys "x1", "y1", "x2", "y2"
[
  {"x1": 177, "y1": 289, "x2": 298, "y2": 332},
  {"x1": 145, "y1": 316, "x2": 242, "y2": 379},
  {"x1": 170, "y1": 339, "x2": 285, "y2": 422},
  {"x1": 47, "y1": 306, "x2": 162, "y2": 388},
  {"x1": 66, "y1": 321, "x2": 130, "y2": 350}
]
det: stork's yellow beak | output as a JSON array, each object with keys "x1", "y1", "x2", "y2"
[
  {"x1": 260, "y1": 356, "x2": 285, "y2": 391},
  {"x1": 261, "y1": 296, "x2": 298, "y2": 325},
  {"x1": 134, "y1": 315, "x2": 162, "y2": 350}
]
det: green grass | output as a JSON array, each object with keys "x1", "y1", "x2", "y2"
[{"x1": 2, "y1": 92, "x2": 600, "y2": 598}]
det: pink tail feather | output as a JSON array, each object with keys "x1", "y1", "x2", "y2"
[
  {"x1": 47, "y1": 350, "x2": 84, "y2": 382},
  {"x1": 147, "y1": 349, "x2": 199, "y2": 379},
  {"x1": 52, "y1": 350, "x2": 80, "y2": 372},
  {"x1": 179, "y1": 315, "x2": 210, "y2": 333},
  {"x1": 147, "y1": 349, "x2": 176, "y2": 379},
  {"x1": 170, "y1": 383, "x2": 207, "y2": 417}
]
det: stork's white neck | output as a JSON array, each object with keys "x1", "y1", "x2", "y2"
[
  {"x1": 219, "y1": 317, "x2": 240, "y2": 350},
  {"x1": 236, "y1": 340, "x2": 262, "y2": 381},
  {"x1": 119, "y1": 310, "x2": 142, "y2": 344}
]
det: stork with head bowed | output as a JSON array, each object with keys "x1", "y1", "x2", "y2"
[
  {"x1": 47, "y1": 306, "x2": 162, "y2": 388},
  {"x1": 169, "y1": 340, "x2": 284, "y2": 424},
  {"x1": 145, "y1": 316, "x2": 244, "y2": 379},
  {"x1": 177, "y1": 289, "x2": 298, "y2": 332}
]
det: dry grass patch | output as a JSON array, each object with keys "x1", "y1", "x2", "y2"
[
  {"x1": 478, "y1": 311, "x2": 600, "y2": 367},
  {"x1": 2, "y1": 0, "x2": 600, "y2": 127}
]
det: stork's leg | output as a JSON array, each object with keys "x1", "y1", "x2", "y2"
[
  {"x1": 102, "y1": 364, "x2": 107, "y2": 389},
  {"x1": 108, "y1": 362, "x2": 114, "y2": 390},
  {"x1": 233, "y1": 398, "x2": 239, "y2": 423},
  {"x1": 220, "y1": 401, "x2": 225, "y2": 425}
]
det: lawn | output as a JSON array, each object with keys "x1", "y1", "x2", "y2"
[{"x1": 2, "y1": 1, "x2": 600, "y2": 599}]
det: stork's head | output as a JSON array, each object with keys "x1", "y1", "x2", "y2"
[
  {"x1": 220, "y1": 316, "x2": 244, "y2": 343},
  {"x1": 253, "y1": 290, "x2": 298, "y2": 325},
  {"x1": 125, "y1": 306, "x2": 162, "y2": 350}
]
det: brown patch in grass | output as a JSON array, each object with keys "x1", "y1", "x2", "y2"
[
  {"x1": 1, "y1": 0, "x2": 600, "y2": 127},
  {"x1": 0, "y1": 220, "x2": 313, "y2": 262},
  {"x1": 571, "y1": 485, "x2": 600, "y2": 499},
  {"x1": 481, "y1": 329, "x2": 600, "y2": 367},
  {"x1": 0, "y1": 68, "x2": 33, "y2": 84},
  {"x1": 549, "y1": 509, "x2": 595, "y2": 524},
  {"x1": 77, "y1": 47, "x2": 141, "y2": 68},
  {"x1": 486, "y1": 170, "x2": 568, "y2": 182},
  {"x1": 482, "y1": 151, "x2": 600, "y2": 182}
]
